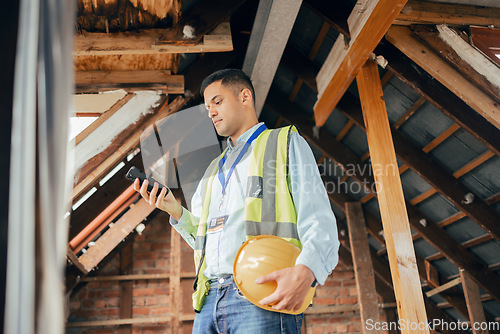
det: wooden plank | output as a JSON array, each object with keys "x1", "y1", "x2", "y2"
[
  {"x1": 325, "y1": 179, "x2": 471, "y2": 321},
  {"x1": 170, "y1": 224, "x2": 181, "y2": 334},
  {"x1": 66, "y1": 247, "x2": 88, "y2": 274},
  {"x1": 357, "y1": 59, "x2": 429, "y2": 332},
  {"x1": 69, "y1": 153, "x2": 143, "y2": 239},
  {"x1": 460, "y1": 269, "x2": 490, "y2": 334},
  {"x1": 75, "y1": 72, "x2": 184, "y2": 94},
  {"x1": 422, "y1": 123, "x2": 461, "y2": 153},
  {"x1": 425, "y1": 277, "x2": 461, "y2": 297},
  {"x1": 118, "y1": 240, "x2": 133, "y2": 334},
  {"x1": 395, "y1": 0, "x2": 500, "y2": 28},
  {"x1": 267, "y1": 90, "x2": 500, "y2": 304},
  {"x1": 412, "y1": 25, "x2": 500, "y2": 104},
  {"x1": 346, "y1": 202, "x2": 381, "y2": 333},
  {"x1": 376, "y1": 42, "x2": 500, "y2": 156},
  {"x1": 393, "y1": 96, "x2": 426, "y2": 129},
  {"x1": 74, "y1": 22, "x2": 233, "y2": 56},
  {"x1": 386, "y1": 26, "x2": 500, "y2": 130},
  {"x1": 313, "y1": 0, "x2": 408, "y2": 127},
  {"x1": 75, "y1": 94, "x2": 134, "y2": 146},
  {"x1": 78, "y1": 198, "x2": 155, "y2": 272},
  {"x1": 242, "y1": 0, "x2": 303, "y2": 116},
  {"x1": 453, "y1": 151, "x2": 495, "y2": 178},
  {"x1": 72, "y1": 96, "x2": 186, "y2": 201},
  {"x1": 410, "y1": 188, "x2": 436, "y2": 206},
  {"x1": 425, "y1": 259, "x2": 440, "y2": 288},
  {"x1": 335, "y1": 91, "x2": 500, "y2": 243}
]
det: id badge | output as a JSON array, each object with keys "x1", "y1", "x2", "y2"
[{"x1": 207, "y1": 215, "x2": 228, "y2": 234}]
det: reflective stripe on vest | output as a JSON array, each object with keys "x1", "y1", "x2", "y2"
[{"x1": 192, "y1": 125, "x2": 301, "y2": 312}]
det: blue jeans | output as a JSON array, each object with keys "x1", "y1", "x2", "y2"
[{"x1": 192, "y1": 276, "x2": 303, "y2": 334}]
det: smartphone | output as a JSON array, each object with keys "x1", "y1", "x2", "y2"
[{"x1": 126, "y1": 166, "x2": 170, "y2": 196}]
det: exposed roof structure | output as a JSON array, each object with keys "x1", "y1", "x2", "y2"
[{"x1": 65, "y1": 0, "x2": 500, "y2": 330}]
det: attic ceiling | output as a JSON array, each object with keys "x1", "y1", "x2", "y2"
[{"x1": 67, "y1": 0, "x2": 500, "y2": 329}]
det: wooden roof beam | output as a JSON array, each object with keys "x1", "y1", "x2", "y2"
[
  {"x1": 78, "y1": 198, "x2": 155, "y2": 272},
  {"x1": 266, "y1": 90, "x2": 500, "y2": 303},
  {"x1": 313, "y1": 0, "x2": 408, "y2": 127},
  {"x1": 280, "y1": 44, "x2": 500, "y2": 239},
  {"x1": 395, "y1": 0, "x2": 500, "y2": 28},
  {"x1": 242, "y1": 0, "x2": 303, "y2": 116},
  {"x1": 336, "y1": 92, "x2": 500, "y2": 242},
  {"x1": 74, "y1": 21, "x2": 233, "y2": 57},
  {"x1": 304, "y1": 0, "x2": 500, "y2": 155},
  {"x1": 75, "y1": 71, "x2": 184, "y2": 94},
  {"x1": 411, "y1": 25, "x2": 500, "y2": 105},
  {"x1": 376, "y1": 41, "x2": 500, "y2": 156},
  {"x1": 386, "y1": 26, "x2": 500, "y2": 130},
  {"x1": 73, "y1": 95, "x2": 186, "y2": 201}
]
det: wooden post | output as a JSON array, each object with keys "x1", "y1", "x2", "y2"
[
  {"x1": 357, "y1": 59, "x2": 429, "y2": 333},
  {"x1": 346, "y1": 202, "x2": 381, "y2": 334},
  {"x1": 118, "y1": 239, "x2": 133, "y2": 334},
  {"x1": 460, "y1": 269, "x2": 489, "y2": 334}
]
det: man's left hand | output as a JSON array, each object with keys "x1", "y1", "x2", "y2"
[{"x1": 255, "y1": 264, "x2": 315, "y2": 312}]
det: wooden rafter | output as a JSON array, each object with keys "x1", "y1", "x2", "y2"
[
  {"x1": 73, "y1": 96, "x2": 185, "y2": 201},
  {"x1": 411, "y1": 25, "x2": 500, "y2": 105},
  {"x1": 281, "y1": 43, "x2": 500, "y2": 241},
  {"x1": 395, "y1": 0, "x2": 500, "y2": 28},
  {"x1": 78, "y1": 198, "x2": 155, "y2": 272},
  {"x1": 75, "y1": 71, "x2": 184, "y2": 94},
  {"x1": 266, "y1": 90, "x2": 500, "y2": 303},
  {"x1": 305, "y1": 0, "x2": 500, "y2": 156},
  {"x1": 376, "y1": 41, "x2": 500, "y2": 156},
  {"x1": 336, "y1": 92, "x2": 500, "y2": 242},
  {"x1": 313, "y1": 0, "x2": 408, "y2": 127},
  {"x1": 74, "y1": 22, "x2": 233, "y2": 56},
  {"x1": 386, "y1": 26, "x2": 500, "y2": 130}
]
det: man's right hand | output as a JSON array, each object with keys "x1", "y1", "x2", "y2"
[{"x1": 133, "y1": 179, "x2": 183, "y2": 221}]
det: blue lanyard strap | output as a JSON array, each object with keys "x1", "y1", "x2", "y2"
[{"x1": 218, "y1": 123, "x2": 267, "y2": 196}]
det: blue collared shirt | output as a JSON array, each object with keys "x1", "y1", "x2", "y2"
[{"x1": 170, "y1": 122, "x2": 339, "y2": 285}]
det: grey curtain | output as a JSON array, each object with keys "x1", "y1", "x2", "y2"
[{"x1": 4, "y1": 0, "x2": 75, "y2": 332}]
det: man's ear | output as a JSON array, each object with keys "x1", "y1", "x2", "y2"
[{"x1": 241, "y1": 88, "x2": 253, "y2": 105}]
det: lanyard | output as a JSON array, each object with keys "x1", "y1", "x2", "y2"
[{"x1": 218, "y1": 123, "x2": 267, "y2": 200}]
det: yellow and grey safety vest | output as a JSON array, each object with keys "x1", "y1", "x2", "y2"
[{"x1": 192, "y1": 125, "x2": 302, "y2": 312}]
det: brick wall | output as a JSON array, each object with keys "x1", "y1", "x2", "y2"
[
  {"x1": 66, "y1": 212, "x2": 195, "y2": 334},
  {"x1": 67, "y1": 214, "x2": 390, "y2": 334}
]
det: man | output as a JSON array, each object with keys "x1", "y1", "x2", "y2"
[{"x1": 134, "y1": 69, "x2": 339, "y2": 333}]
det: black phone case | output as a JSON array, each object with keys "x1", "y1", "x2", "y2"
[{"x1": 126, "y1": 166, "x2": 170, "y2": 196}]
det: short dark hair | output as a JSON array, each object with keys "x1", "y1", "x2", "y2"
[{"x1": 200, "y1": 69, "x2": 255, "y2": 104}]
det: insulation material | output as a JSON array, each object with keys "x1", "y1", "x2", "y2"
[{"x1": 129, "y1": 0, "x2": 179, "y2": 19}]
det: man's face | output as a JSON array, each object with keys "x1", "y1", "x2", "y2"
[{"x1": 204, "y1": 80, "x2": 243, "y2": 138}]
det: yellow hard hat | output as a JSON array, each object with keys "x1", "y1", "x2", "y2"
[{"x1": 233, "y1": 235, "x2": 316, "y2": 315}]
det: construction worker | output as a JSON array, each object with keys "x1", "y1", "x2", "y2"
[{"x1": 134, "y1": 69, "x2": 339, "y2": 333}]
